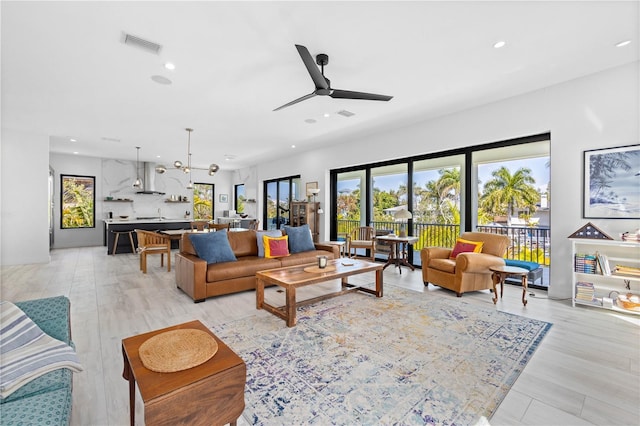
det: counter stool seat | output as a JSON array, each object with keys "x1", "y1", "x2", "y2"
[{"x1": 111, "y1": 230, "x2": 136, "y2": 255}]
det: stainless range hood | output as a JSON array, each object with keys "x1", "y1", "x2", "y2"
[{"x1": 136, "y1": 162, "x2": 165, "y2": 195}]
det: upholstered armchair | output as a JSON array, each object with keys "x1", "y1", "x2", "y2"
[{"x1": 421, "y1": 232, "x2": 510, "y2": 297}]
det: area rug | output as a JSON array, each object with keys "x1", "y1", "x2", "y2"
[{"x1": 212, "y1": 286, "x2": 552, "y2": 425}]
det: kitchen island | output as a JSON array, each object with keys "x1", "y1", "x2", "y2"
[{"x1": 104, "y1": 218, "x2": 192, "y2": 254}]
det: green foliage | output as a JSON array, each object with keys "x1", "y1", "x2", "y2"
[
  {"x1": 62, "y1": 178, "x2": 94, "y2": 228},
  {"x1": 479, "y1": 166, "x2": 539, "y2": 218}
]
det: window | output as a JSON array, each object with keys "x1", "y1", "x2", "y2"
[
  {"x1": 193, "y1": 183, "x2": 214, "y2": 220},
  {"x1": 235, "y1": 184, "x2": 245, "y2": 213},
  {"x1": 61, "y1": 175, "x2": 95, "y2": 229}
]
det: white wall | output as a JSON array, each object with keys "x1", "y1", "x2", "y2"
[
  {"x1": 0, "y1": 129, "x2": 50, "y2": 265},
  {"x1": 253, "y1": 62, "x2": 640, "y2": 299}
]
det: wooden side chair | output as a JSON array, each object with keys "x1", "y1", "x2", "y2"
[
  {"x1": 248, "y1": 220, "x2": 260, "y2": 230},
  {"x1": 209, "y1": 223, "x2": 230, "y2": 231},
  {"x1": 347, "y1": 226, "x2": 376, "y2": 261},
  {"x1": 135, "y1": 229, "x2": 171, "y2": 274},
  {"x1": 190, "y1": 220, "x2": 210, "y2": 231}
]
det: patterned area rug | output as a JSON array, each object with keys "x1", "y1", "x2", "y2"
[{"x1": 212, "y1": 286, "x2": 552, "y2": 425}]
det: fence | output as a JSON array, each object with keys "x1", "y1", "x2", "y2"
[{"x1": 337, "y1": 220, "x2": 550, "y2": 266}]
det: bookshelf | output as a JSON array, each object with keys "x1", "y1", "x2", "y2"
[
  {"x1": 290, "y1": 202, "x2": 319, "y2": 243},
  {"x1": 571, "y1": 239, "x2": 640, "y2": 316}
]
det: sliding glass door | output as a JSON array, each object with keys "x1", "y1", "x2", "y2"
[
  {"x1": 264, "y1": 176, "x2": 301, "y2": 230},
  {"x1": 330, "y1": 133, "x2": 550, "y2": 280}
]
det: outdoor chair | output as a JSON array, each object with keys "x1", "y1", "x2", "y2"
[{"x1": 347, "y1": 226, "x2": 376, "y2": 261}]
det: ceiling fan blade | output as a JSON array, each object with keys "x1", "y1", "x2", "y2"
[
  {"x1": 330, "y1": 89, "x2": 393, "y2": 101},
  {"x1": 295, "y1": 44, "x2": 329, "y2": 90},
  {"x1": 273, "y1": 92, "x2": 317, "y2": 111}
]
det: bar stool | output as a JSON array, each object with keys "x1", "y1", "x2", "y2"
[{"x1": 111, "y1": 230, "x2": 136, "y2": 255}]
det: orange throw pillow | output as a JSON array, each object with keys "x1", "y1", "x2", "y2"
[
  {"x1": 450, "y1": 238, "x2": 484, "y2": 259},
  {"x1": 263, "y1": 235, "x2": 290, "y2": 258}
]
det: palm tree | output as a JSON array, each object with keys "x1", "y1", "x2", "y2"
[{"x1": 480, "y1": 167, "x2": 539, "y2": 223}]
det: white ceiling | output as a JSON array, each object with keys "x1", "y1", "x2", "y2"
[{"x1": 2, "y1": 1, "x2": 638, "y2": 171}]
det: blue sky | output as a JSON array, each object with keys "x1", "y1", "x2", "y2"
[{"x1": 339, "y1": 157, "x2": 550, "y2": 194}]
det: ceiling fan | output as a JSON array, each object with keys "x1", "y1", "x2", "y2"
[{"x1": 274, "y1": 44, "x2": 393, "y2": 111}]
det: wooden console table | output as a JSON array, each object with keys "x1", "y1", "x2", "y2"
[{"x1": 121, "y1": 320, "x2": 245, "y2": 425}]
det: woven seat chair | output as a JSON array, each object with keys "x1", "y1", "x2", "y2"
[
  {"x1": 190, "y1": 220, "x2": 210, "y2": 231},
  {"x1": 347, "y1": 226, "x2": 376, "y2": 261},
  {"x1": 208, "y1": 223, "x2": 230, "y2": 231},
  {"x1": 135, "y1": 229, "x2": 171, "y2": 274}
]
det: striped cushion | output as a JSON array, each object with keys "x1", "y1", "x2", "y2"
[{"x1": 0, "y1": 301, "x2": 83, "y2": 398}]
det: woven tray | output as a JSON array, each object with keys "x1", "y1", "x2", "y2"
[
  {"x1": 139, "y1": 329, "x2": 218, "y2": 373},
  {"x1": 304, "y1": 265, "x2": 337, "y2": 273}
]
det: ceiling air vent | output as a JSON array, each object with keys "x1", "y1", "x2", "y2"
[
  {"x1": 122, "y1": 32, "x2": 162, "y2": 55},
  {"x1": 337, "y1": 110, "x2": 355, "y2": 118}
]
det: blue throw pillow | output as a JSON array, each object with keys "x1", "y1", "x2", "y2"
[
  {"x1": 256, "y1": 230, "x2": 282, "y2": 257},
  {"x1": 188, "y1": 231, "x2": 237, "y2": 264},
  {"x1": 284, "y1": 224, "x2": 315, "y2": 254}
]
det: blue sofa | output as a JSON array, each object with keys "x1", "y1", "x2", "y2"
[{"x1": 0, "y1": 296, "x2": 74, "y2": 425}]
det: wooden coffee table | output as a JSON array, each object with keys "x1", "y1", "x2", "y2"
[
  {"x1": 256, "y1": 259, "x2": 383, "y2": 327},
  {"x1": 121, "y1": 320, "x2": 246, "y2": 426}
]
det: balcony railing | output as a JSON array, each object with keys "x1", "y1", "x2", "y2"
[{"x1": 337, "y1": 220, "x2": 550, "y2": 267}]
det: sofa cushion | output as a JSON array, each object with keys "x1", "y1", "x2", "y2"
[
  {"x1": 188, "y1": 231, "x2": 237, "y2": 264},
  {"x1": 429, "y1": 258, "x2": 457, "y2": 274},
  {"x1": 504, "y1": 259, "x2": 540, "y2": 271},
  {"x1": 0, "y1": 301, "x2": 82, "y2": 399},
  {"x1": 206, "y1": 256, "x2": 281, "y2": 282},
  {"x1": 228, "y1": 230, "x2": 258, "y2": 257},
  {"x1": 256, "y1": 230, "x2": 283, "y2": 257},
  {"x1": 0, "y1": 386, "x2": 72, "y2": 426},
  {"x1": 280, "y1": 249, "x2": 335, "y2": 267},
  {"x1": 264, "y1": 235, "x2": 290, "y2": 258},
  {"x1": 283, "y1": 224, "x2": 315, "y2": 254},
  {"x1": 450, "y1": 238, "x2": 483, "y2": 259}
]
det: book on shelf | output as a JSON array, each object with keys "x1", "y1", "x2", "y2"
[
  {"x1": 614, "y1": 265, "x2": 640, "y2": 277},
  {"x1": 575, "y1": 281, "x2": 597, "y2": 302},
  {"x1": 596, "y1": 252, "x2": 611, "y2": 275},
  {"x1": 574, "y1": 253, "x2": 597, "y2": 274}
]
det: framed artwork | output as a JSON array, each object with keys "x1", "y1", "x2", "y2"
[
  {"x1": 306, "y1": 181, "x2": 318, "y2": 197},
  {"x1": 61, "y1": 174, "x2": 95, "y2": 229},
  {"x1": 219, "y1": 193, "x2": 228, "y2": 203},
  {"x1": 583, "y1": 144, "x2": 640, "y2": 219}
]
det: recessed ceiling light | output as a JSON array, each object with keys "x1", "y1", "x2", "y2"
[
  {"x1": 164, "y1": 62, "x2": 175, "y2": 70},
  {"x1": 291, "y1": 145, "x2": 296, "y2": 149},
  {"x1": 70, "y1": 138, "x2": 77, "y2": 142},
  {"x1": 156, "y1": 155, "x2": 161, "y2": 158},
  {"x1": 73, "y1": 151, "x2": 79, "y2": 155},
  {"x1": 151, "y1": 75, "x2": 172, "y2": 85},
  {"x1": 616, "y1": 40, "x2": 631, "y2": 47},
  {"x1": 323, "y1": 113, "x2": 330, "y2": 118},
  {"x1": 493, "y1": 41, "x2": 506, "y2": 49}
]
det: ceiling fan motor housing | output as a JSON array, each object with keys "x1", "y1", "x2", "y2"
[{"x1": 316, "y1": 53, "x2": 329, "y2": 66}]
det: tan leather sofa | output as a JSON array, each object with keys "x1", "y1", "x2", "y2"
[
  {"x1": 420, "y1": 232, "x2": 510, "y2": 297},
  {"x1": 175, "y1": 230, "x2": 338, "y2": 302}
]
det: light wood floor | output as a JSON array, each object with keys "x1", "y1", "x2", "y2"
[{"x1": 1, "y1": 247, "x2": 638, "y2": 426}]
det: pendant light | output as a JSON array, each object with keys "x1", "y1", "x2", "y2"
[
  {"x1": 159, "y1": 128, "x2": 220, "y2": 177},
  {"x1": 132, "y1": 146, "x2": 142, "y2": 188}
]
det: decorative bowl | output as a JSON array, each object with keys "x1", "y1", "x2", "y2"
[
  {"x1": 119, "y1": 215, "x2": 129, "y2": 220},
  {"x1": 239, "y1": 213, "x2": 249, "y2": 218}
]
